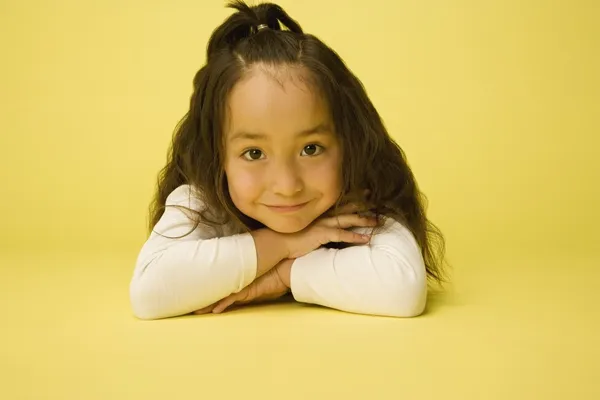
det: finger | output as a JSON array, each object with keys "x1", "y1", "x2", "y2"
[
  {"x1": 212, "y1": 295, "x2": 239, "y2": 314},
  {"x1": 318, "y1": 214, "x2": 378, "y2": 229},
  {"x1": 192, "y1": 308, "x2": 212, "y2": 315},
  {"x1": 193, "y1": 303, "x2": 216, "y2": 315},
  {"x1": 329, "y1": 228, "x2": 371, "y2": 244}
]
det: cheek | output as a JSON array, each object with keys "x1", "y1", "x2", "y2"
[
  {"x1": 311, "y1": 151, "x2": 342, "y2": 197},
  {"x1": 226, "y1": 163, "x2": 262, "y2": 202}
]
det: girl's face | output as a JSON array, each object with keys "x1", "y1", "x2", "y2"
[{"x1": 223, "y1": 66, "x2": 342, "y2": 233}]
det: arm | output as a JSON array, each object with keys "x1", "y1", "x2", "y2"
[
  {"x1": 129, "y1": 185, "x2": 286, "y2": 320},
  {"x1": 289, "y1": 217, "x2": 427, "y2": 317}
]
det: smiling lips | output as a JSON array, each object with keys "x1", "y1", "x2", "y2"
[{"x1": 265, "y1": 201, "x2": 309, "y2": 213}]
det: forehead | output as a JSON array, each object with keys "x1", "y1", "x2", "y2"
[{"x1": 224, "y1": 65, "x2": 331, "y2": 139}]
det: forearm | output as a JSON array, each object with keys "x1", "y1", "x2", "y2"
[
  {"x1": 130, "y1": 234, "x2": 256, "y2": 320},
  {"x1": 250, "y1": 228, "x2": 289, "y2": 277},
  {"x1": 275, "y1": 258, "x2": 293, "y2": 288},
  {"x1": 290, "y1": 246, "x2": 426, "y2": 317},
  {"x1": 289, "y1": 220, "x2": 428, "y2": 317}
]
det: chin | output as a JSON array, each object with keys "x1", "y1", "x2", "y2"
[{"x1": 261, "y1": 218, "x2": 312, "y2": 234}]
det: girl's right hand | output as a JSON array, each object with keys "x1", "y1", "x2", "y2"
[{"x1": 282, "y1": 210, "x2": 378, "y2": 259}]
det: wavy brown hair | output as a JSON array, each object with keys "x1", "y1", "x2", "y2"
[{"x1": 149, "y1": 0, "x2": 447, "y2": 283}]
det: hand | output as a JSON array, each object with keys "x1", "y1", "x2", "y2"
[
  {"x1": 282, "y1": 207, "x2": 378, "y2": 259},
  {"x1": 192, "y1": 259, "x2": 294, "y2": 315}
]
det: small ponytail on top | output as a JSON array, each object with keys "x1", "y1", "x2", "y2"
[{"x1": 206, "y1": 0, "x2": 303, "y2": 59}]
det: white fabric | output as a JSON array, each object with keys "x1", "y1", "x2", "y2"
[{"x1": 130, "y1": 185, "x2": 427, "y2": 319}]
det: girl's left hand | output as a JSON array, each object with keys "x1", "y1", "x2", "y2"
[{"x1": 193, "y1": 258, "x2": 294, "y2": 315}]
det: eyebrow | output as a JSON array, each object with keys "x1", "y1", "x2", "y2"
[{"x1": 229, "y1": 123, "x2": 331, "y2": 142}]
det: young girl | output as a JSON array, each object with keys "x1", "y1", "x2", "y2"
[{"x1": 130, "y1": 0, "x2": 446, "y2": 320}]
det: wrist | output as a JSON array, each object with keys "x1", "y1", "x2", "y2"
[
  {"x1": 276, "y1": 258, "x2": 294, "y2": 289},
  {"x1": 250, "y1": 228, "x2": 289, "y2": 276},
  {"x1": 263, "y1": 228, "x2": 290, "y2": 258}
]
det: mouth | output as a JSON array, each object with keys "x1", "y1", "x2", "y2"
[{"x1": 265, "y1": 201, "x2": 310, "y2": 213}]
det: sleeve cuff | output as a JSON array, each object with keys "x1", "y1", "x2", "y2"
[
  {"x1": 289, "y1": 247, "x2": 336, "y2": 304},
  {"x1": 236, "y1": 232, "x2": 259, "y2": 291}
]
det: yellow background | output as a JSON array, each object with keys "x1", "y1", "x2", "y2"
[{"x1": 1, "y1": 0, "x2": 598, "y2": 399}]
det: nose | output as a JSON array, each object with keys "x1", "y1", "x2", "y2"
[{"x1": 270, "y1": 159, "x2": 304, "y2": 197}]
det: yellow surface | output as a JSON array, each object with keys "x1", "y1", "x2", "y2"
[{"x1": 1, "y1": 0, "x2": 599, "y2": 399}]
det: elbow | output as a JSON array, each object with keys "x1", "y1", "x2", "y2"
[
  {"x1": 395, "y1": 281, "x2": 427, "y2": 317},
  {"x1": 384, "y1": 277, "x2": 427, "y2": 318},
  {"x1": 365, "y1": 250, "x2": 428, "y2": 318},
  {"x1": 129, "y1": 275, "x2": 167, "y2": 321},
  {"x1": 129, "y1": 281, "x2": 156, "y2": 320},
  {"x1": 129, "y1": 253, "x2": 180, "y2": 321},
  {"x1": 370, "y1": 267, "x2": 427, "y2": 318}
]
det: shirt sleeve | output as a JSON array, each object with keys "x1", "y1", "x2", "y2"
[
  {"x1": 129, "y1": 185, "x2": 257, "y2": 320},
  {"x1": 289, "y1": 217, "x2": 428, "y2": 317}
]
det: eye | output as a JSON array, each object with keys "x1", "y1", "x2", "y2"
[
  {"x1": 242, "y1": 148, "x2": 265, "y2": 161},
  {"x1": 301, "y1": 144, "x2": 324, "y2": 156}
]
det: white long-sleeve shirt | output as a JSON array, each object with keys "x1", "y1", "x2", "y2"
[{"x1": 130, "y1": 185, "x2": 427, "y2": 320}]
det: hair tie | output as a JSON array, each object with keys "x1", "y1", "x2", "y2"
[{"x1": 256, "y1": 24, "x2": 268, "y2": 31}]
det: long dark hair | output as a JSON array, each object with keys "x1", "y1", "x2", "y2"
[{"x1": 149, "y1": 0, "x2": 447, "y2": 283}]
